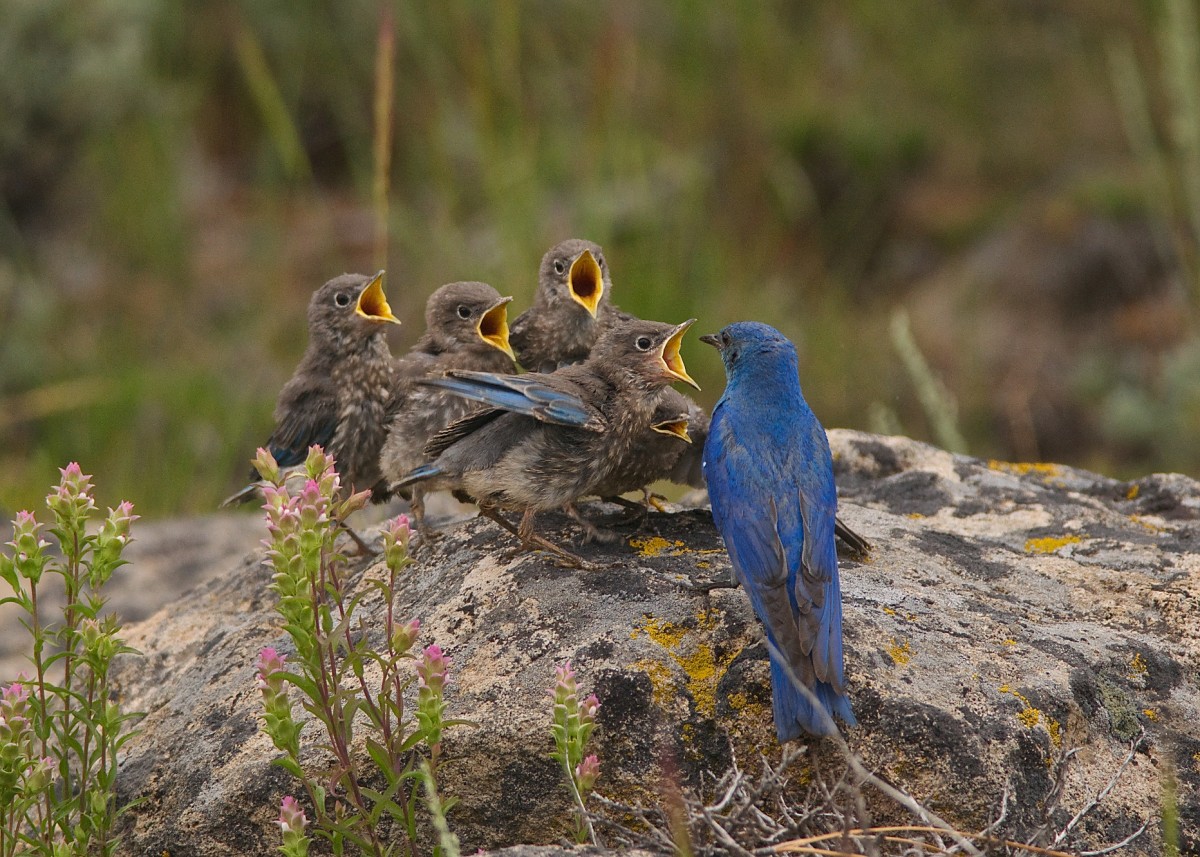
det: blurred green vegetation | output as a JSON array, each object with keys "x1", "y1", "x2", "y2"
[{"x1": 3, "y1": 0, "x2": 1200, "y2": 516}]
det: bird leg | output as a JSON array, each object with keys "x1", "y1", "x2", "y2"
[
  {"x1": 602, "y1": 489, "x2": 670, "y2": 526},
  {"x1": 517, "y1": 508, "x2": 593, "y2": 569},
  {"x1": 410, "y1": 487, "x2": 443, "y2": 548},
  {"x1": 564, "y1": 503, "x2": 622, "y2": 544}
]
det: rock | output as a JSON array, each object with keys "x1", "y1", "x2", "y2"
[{"x1": 106, "y1": 430, "x2": 1198, "y2": 855}]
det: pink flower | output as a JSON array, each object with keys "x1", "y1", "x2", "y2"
[
  {"x1": 278, "y1": 795, "x2": 307, "y2": 834},
  {"x1": 417, "y1": 644, "x2": 450, "y2": 693},
  {"x1": 575, "y1": 754, "x2": 600, "y2": 791}
]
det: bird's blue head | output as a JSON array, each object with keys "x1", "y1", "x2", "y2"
[{"x1": 700, "y1": 321, "x2": 799, "y2": 379}]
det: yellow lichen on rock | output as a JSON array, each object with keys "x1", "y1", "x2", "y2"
[
  {"x1": 629, "y1": 536, "x2": 686, "y2": 557},
  {"x1": 1129, "y1": 652, "x2": 1148, "y2": 679},
  {"x1": 630, "y1": 610, "x2": 742, "y2": 717},
  {"x1": 999, "y1": 685, "x2": 1061, "y2": 749},
  {"x1": 988, "y1": 460, "x2": 1063, "y2": 478},
  {"x1": 887, "y1": 638, "x2": 912, "y2": 666},
  {"x1": 1024, "y1": 535, "x2": 1081, "y2": 554}
]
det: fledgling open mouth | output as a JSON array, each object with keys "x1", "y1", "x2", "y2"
[
  {"x1": 659, "y1": 319, "x2": 700, "y2": 390},
  {"x1": 356, "y1": 271, "x2": 401, "y2": 324},
  {"x1": 651, "y1": 416, "x2": 692, "y2": 443},
  {"x1": 477, "y1": 296, "x2": 515, "y2": 360},
  {"x1": 568, "y1": 250, "x2": 604, "y2": 317}
]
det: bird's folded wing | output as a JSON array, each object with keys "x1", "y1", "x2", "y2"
[
  {"x1": 423, "y1": 407, "x2": 505, "y2": 458},
  {"x1": 796, "y1": 484, "x2": 846, "y2": 690},
  {"x1": 263, "y1": 384, "x2": 338, "y2": 471},
  {"x1": 419, "y1": 370, "x2": 604, "y2": 430},
  {"x1": 708, "y1": 460, "x2": 814, "y2": 685}
]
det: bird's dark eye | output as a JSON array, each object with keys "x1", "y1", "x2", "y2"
[
  {"x1": 456, "y1": 305, "x2": 471, "y2": 319},
  {"x1": 553, "y1": 259, "x2": 566, "y2": 275},
  {"x1": 636, "y1": 336, "x2": 653, "y2": 351},
  {"x1": 721, "y1": 331, "x2": 731, "y2": 346},
  {"x1": 335, "y1": 292, "x2": 351, "y2": 307}
]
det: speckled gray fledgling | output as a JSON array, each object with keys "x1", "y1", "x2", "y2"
[
  {"x1": 509, "y1": 238, "x2": 633, "y2": 372},
  {"x1": 394, "y1": 318, "x2": 700, "y2": 566},
  {"x1": 223, "y1": 271, "x2": 399, "y2": 506},
  {"x1": 379, "y1": 281, "x2": 516, "y2": 531},
  {"x1": 589, "y1": 387, "x2": 708, "y2": 509}
]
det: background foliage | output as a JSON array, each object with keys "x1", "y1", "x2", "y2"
[{"x1": 2, "y1": 0, "x2": 1198, "y2": 516}]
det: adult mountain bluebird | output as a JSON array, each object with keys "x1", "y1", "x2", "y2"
[
  {"x1": 701, "y1": 322, "x2": 855, "y2": 739},
  {"x1": 393, "y1": 318, "x2": 700, "y2": 566},
  {"x1": 509, "y1": 238, "x2": 632, "y2": 372},
  {"x1": 223, "y1": 271, "x2": 399, "y2": 508},
  {"x1": 379, "y1": 281, "x2": 517, "y2": 532}
]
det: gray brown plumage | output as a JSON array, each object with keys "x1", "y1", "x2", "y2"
[
  {"x1": 509, "y1": 238, "x2": 632, "y2": 372},
  {"x1": 394, "y1": 317, "x2": 700, "y2": 566},
  {"x1": 379, "y1": 281, "x2": 517, "y2": 530},
  {"x1": 223, "y1": 271, "x2": 399, "y2": 507}
]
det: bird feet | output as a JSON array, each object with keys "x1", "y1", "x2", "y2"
[{"x1": 564, "y1": 503, "x2": 621, "y2": 545}]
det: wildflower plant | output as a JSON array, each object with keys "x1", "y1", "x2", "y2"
[
  {"x1": 0, "y1": 464, "x2": 140, "y2": 857},
  {"x1": 254, "y1": 446, "x2": 462, "y2": 856},
  {"x1": 549, "y1": 661, "x2": 601, "y2": 844}
]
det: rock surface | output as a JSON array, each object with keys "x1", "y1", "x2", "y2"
[{"x1": 93, "y1": 430, "x2": 1198, "y2": 854}]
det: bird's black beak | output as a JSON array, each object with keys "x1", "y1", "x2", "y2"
[{"x1": 699, "y1": 333, "x2": 721, "y2": 350}]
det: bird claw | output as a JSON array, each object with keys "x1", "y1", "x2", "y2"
[{"x1": 646, "y1": 492, "x2": 669, "y2": 513}]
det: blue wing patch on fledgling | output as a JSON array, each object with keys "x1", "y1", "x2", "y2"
[{"x1": 419, "y1": 370, "x2": 603, "y2": 430}]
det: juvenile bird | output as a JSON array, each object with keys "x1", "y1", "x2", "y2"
[
  {"x1": 701, "y1": 322, "x2": 855, "y2": 740},
  {"x1": 393, "y1": 318, "x2": 700, "y2": 566},
  {"x1": 379, "y1": 281, "x2": 516, "y2": 532},
  {"x1": 223, "y1": 271, "x2": 400, "y2": 510},
  {"x1": 509, "y1": 238, "x2": 629, "y2": 372}
]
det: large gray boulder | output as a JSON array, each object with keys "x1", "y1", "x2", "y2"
[{"x1": 104, "y1": 430, "x2": 1197, "y2": 854}]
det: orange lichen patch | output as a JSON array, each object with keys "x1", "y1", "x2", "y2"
[
  {"x1": 988, "y1": 460, "x2": 1063, "y2": 478},
  {"x1": 1126, "y1": 484, "x2": 1140, "y2": 500},
  {"x1": 631, "y1": 610, "x2": 741, "y2": 717},
  {"x1": 999, "y1": 685, "x2": 1061, "y2": 749},
  {"x1": 1024, "y1": 535, "x2": 1081, "y2": 554},
  {"x1": 887, "y1": 638, "x2": 912, "y2": 666},
  {"x1": 1143, "y1": 708, "x2": 1158, "y2": 721},
  {"x1": 1002, "y1": 639, "x2": 1018, "y2": 647},
  {"x1": 1129, "y1": 652, "x2": 1149, "y2": 678},
  {"x1": 630, "y1": 658, "x2": 674, "y2": 707},
  {"x1": 906, "y1": 512, "x2": 925, "y2": 519},
  {"x1": 882, "y1": 607, "x2": 897, "y2": 616}
]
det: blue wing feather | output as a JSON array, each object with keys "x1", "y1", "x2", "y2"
[{"x1": 419, "y1": 370, "x2": 602, "y2": 430}]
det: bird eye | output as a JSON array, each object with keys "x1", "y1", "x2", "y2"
[
  {"x1": 721, "y1": 331, "x2": 732, "y2": 346},
  {"x1": 456, "y1": 305, "x2": 471, "y2": 319},
  {"x1": 636, "y1": 336, "x2": 653, "y2": 351},
  {"x1": 553, "y1": 259, "x2": 566, "y2": 275},
  {"x1": 335, "y1": 292, "x2": 351, "y2": 307}
]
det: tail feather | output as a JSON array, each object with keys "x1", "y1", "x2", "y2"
[
  {"x1": 220, "y1": 482, "x2": 263, "y2": 508},
  {"x1": 392, "y1": 462, "x2": 443, "y2": 492},
  {"x1": 767, "y1": 644, "x2": 855, "y2": 741}
]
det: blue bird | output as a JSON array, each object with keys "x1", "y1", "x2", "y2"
[{"x1": 701, "y1": 322, "x2": 855, "y2": 740}]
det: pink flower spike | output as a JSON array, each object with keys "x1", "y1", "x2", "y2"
[{"x1": 278, "y1": 795, "x2": 307, "y2": 834}]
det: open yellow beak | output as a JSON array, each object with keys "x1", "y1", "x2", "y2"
[
  {"x1": 659, "y1": 318, "x2": 700, "y2": 390},
  {"x1": 568, "y1": 250, "x2": 604, "y2": 318},
  {"x1": 477, "y1": 296, "x2": 515, "y2": 361},
  {"x1": 355, "y1": 270, "x2": 400, "y2": 324},
  {"x1": 651, "y1": 417, "x2": 692, "y2": 443}
]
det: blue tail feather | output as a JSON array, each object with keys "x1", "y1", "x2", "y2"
[
  {"x1": 768, "y1": 651, "x2": 854, "y2": 741},
  {"x1": 393, "y1": 463, "x2": 442, "y2": 490}
]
